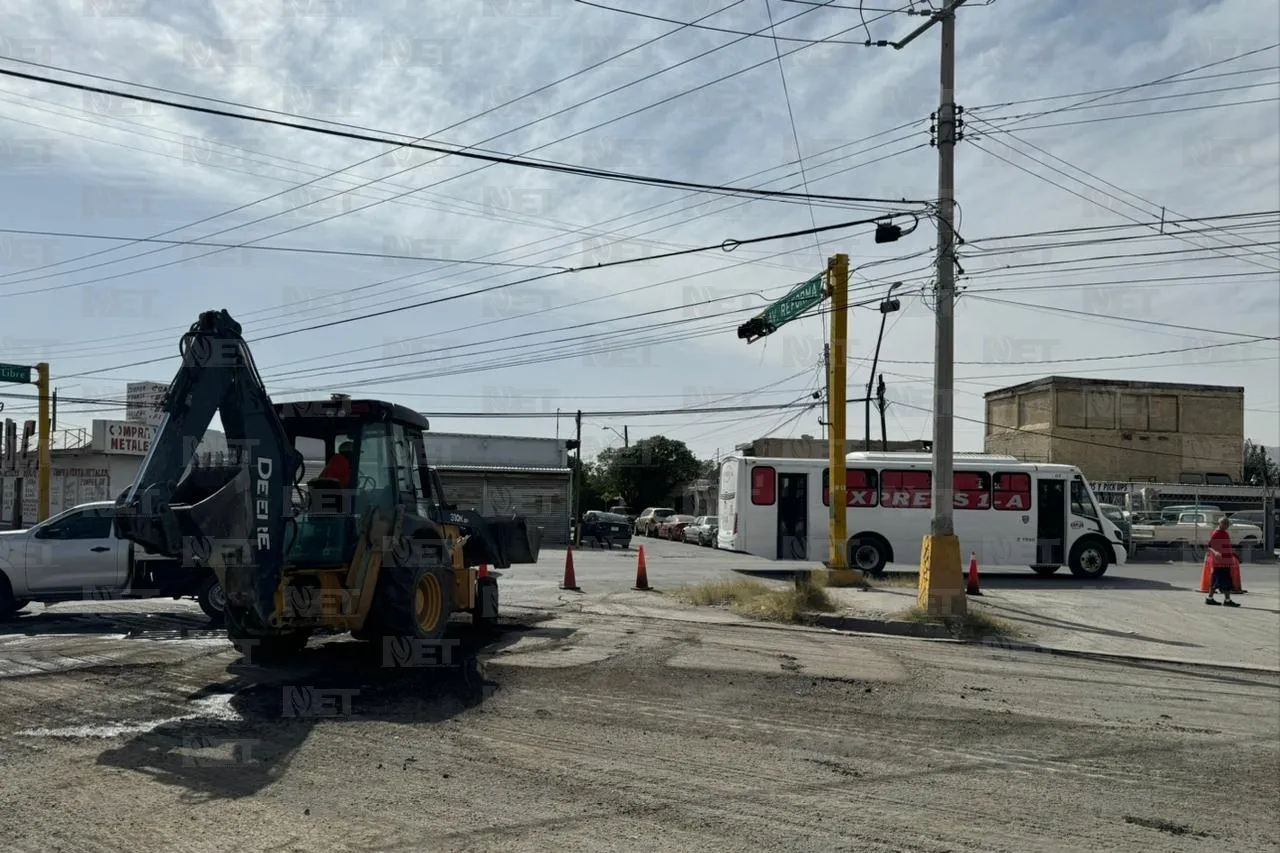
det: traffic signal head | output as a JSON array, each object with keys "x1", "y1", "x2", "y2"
[{"x1": 737, "y1": 316, "x2": 774, "y2": 342}]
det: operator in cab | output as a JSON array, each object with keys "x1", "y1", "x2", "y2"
[{"x1": 319, "y1": 440, "x2": 355, "y2": 488}]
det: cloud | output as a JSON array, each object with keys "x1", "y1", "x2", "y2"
[{"x1": 0, "y1": 0, "x2": 1276, "y2": 464}]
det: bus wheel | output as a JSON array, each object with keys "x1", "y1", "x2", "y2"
[
  {"x1": 847, "y1": 536, "x2": 888, "y2": 576},
  {"x1": 1068, "y1": 538, "x2": 1109, "y2": 579},
  {"x1": 1030, "y1": 565, "x2": 1060, "y2": 577}
]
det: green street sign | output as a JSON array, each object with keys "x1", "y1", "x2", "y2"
[
  {"x1": 0, "y1": 363, "x2": 32, "y2": 384},
  {"x1": 761, "y1": 272, "x2": 827, "y2": 331}
]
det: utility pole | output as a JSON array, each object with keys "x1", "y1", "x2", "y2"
[
  {"x1": 825, "y1": 253, "x2": 861, "y2": 586},
  {"x1": 623, "y1": 425, "x2": 628, "y2": 448},
  {"x1": 865, "y1": 283, "x2": 901, "y2": 450},
  {"x1": 36, "y1": 363, "x2": 50, "y2": 522},
  {"x1": 918, "y1": 0, "x2": 968, "y2": 617},
  {"x1": 573, "y1": 409, "x2": 582, "y2": 546},
  {"x1": 876, "y1": 374, "x2": 888, "y2": 451}
]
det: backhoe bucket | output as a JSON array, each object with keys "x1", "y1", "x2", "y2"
[{"x1": 177, "y1": 465, "x2": 280, "y2": 625}]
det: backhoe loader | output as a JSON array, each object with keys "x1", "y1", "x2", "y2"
[{"x1": 113, "y1": 309, "x2": 542, "y2": 660}]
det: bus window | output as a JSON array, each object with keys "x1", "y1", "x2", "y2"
[
  {"x1": 954, "y1": 471, "x2": 991, "y2": 509},
  {"x1": 993, "y1": 472, "x2": 1031, "y2": 510},
  {"x1": 751, "y1": 466, "x2": 776, "y2": 505},
  {"x1": 822, "y1": 468, "x2": 879, "y2": 507},
  {"x1": 881, "y1": 470, "x2": 931, "y2": 509}
]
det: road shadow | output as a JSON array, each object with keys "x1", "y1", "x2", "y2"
[
  {"x1": 93, "y1": 619, "x2": 558, "y2": 801},
  {"x1": 1, "y1": 607, "x2": 224, "y2": 639},
  {"x1": 977, "y1": 600, "x2": 1203, "y2": 649}
]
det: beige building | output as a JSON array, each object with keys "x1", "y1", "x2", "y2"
[{"x1": 984, "y1": 376, "x2": 1245, "y2": 484}]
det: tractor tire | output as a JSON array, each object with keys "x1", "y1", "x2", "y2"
[{"x1": 368, "y1": 560, "x2": 455, "y2": 644}]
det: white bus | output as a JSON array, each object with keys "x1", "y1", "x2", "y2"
[{"x1": 716, "y1": 452, "x2": 1127, "y2": 579}]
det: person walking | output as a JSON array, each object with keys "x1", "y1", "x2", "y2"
[{"x1": 1205, "y1": 515, "x2": 1240, "y2": 607}]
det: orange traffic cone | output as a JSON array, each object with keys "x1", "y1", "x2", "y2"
[
  {"x1": 560, "y1": 545, "x2": 581, "y2": 592},
  {"x1": 633, "y1": 545, "x2": 652, "y2": 591},
  {"x1": 1198, "y1": 553, "x2": 1213, "y2": 594},
  {"x1": 965, "y1": 551, "x2": 982, "y2": 596},
  {"x1": 477, "y1": 563, "x2": 489, "y2": 579}
]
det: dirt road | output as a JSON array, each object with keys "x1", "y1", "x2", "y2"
[{"x1": 0, "y1": 603, "x2": 1276, "y2": 852}]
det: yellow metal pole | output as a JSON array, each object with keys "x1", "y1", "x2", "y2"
[
  {"x1": 36, "y1": 362, "x2": 51, "y2": 522},
  {"x1": 825, "y1": 254, "x2": 863, "y2": 587}
]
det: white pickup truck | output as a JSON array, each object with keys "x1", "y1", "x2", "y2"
[
  {"x1": 1129, "y1": 509, "x2": 1264, "y2": 551},
  {"x1": 0, "y1": 500, "x2": 225, "y2": 622}
]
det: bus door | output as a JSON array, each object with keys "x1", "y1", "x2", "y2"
[
  {"x1": 1036, "y1": 478, "x2": 1067, "y2": 564},
  {"x1": 776, "y1": 472, "x2": 808, "y2": 559}
]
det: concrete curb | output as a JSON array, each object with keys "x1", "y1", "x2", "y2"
[
  {"x1": 807, "y1": 613, "x2": 954, "y2": 639},
  {"x1": 964, "y1": 639, "x2": 1280, "y2": 675}
]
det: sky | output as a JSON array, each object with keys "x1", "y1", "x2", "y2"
[{"x1": 0, "y1": 0, "x2": 1277, "y2": 467}]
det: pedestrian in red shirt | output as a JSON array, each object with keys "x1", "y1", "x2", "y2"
[{"x1": 1205, "y1": 516, "x2": 1240, "y2": 607}]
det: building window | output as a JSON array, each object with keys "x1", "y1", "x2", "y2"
[
  {"x1": 954, "y1": 471, "x2": 991, "y2": 510},
  {"x1": 993, "y1": 472, "x2": 1032, "y2": 510},
  {"x1": 822, "y1": 468, "x2": 879, "y2": 507},
  {"x1": 880, "y1": 470, "x2": 931, "y2": 509},
  {"x1": 750, "y1": 466, "x2": 775, "y2": 505}
]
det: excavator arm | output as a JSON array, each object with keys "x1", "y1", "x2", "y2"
[{"x1": 114, "y1": 310, "x2": 302, "y2": 627}]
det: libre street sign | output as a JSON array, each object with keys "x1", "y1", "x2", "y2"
[
  {"x1": 762, "y1": 272, "x2": 826, "y2": 331},
  {"x1": 0, "y1": 363, "x2": 32, "y2": 384}
]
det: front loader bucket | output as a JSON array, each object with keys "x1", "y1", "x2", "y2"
[
  {"x1": 453, "y1": 509, "x2": 542, "y2": 568},
  {"x1": 485, "y1": 515, "x2": 542, "y2": 564}
]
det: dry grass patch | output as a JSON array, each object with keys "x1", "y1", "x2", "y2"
[
  {"x1": 894, "y1": 605, "x2": 1017, "y2": 640},
  {"x1": 673, "y1": 576, "x2": 836, "y2": 624}
]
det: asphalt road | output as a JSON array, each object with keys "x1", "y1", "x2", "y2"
[
  {"x1": 0, "y1": 604, "x2": 1276, "y2": 852},
  {"x1": 500, "y1": 536, "x2": 1280, "y2": 608}
]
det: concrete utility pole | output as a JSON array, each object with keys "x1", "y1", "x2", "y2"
[{"x1": 918, "y1": 0, "x2": 968, "y2": 617}]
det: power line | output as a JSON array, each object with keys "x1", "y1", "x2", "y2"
[
  {"x1": 61, "y1": 213, "x2": 915, "y2": 378},
  {"x1": 0, "y1": 61, "x2": 923, "y2": 208},
  {"x1": 962, "y1": 293, "x2": 1276, "y2": 341},
  {"x1": 965, "y1": 65, "x2": 1280, "y2": 112},
  {"x1": 0, "y1": 1, "x2": 766, "y2": 286}
]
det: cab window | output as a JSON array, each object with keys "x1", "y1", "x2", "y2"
[
  {"x1": 40, "y1": 508, "x2": 114, "y2": 540},
  {"x1": 1069, "y1": 477, "x2": 1097, "y2": 519}
]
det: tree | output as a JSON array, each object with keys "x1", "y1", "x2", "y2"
[
  {"x1": 599, "y1": 435, "x2": 702, "y2": 510},
  {"x1": 570, "y1": 456, "x2": 611, "y2": 515},
  {"x1": 1243, "y1": 439, "x2": 1279, "y2": 486}
]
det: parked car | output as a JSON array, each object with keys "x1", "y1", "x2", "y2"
[
  {"x1": 1130, "y1": 509, "x2": 1263, "y2": 551},
  {"x1": 0, "y1": 500, "x2": 226, "y2": 622},
  {"x1": 1229, "y1": 509, "x2": 1280, "y2": 534},
  {"x1": 659, "y1": 514, "x2": 697, "y2": 540},
  {"x1": 635, "y1": 507, "x2": 675, "y2": 537},
  {"x1": 580, "y1": 510, "x2": 632, "y2": 549},
  {"x1": 608, "y1": 505, "x2": 637, "y2": 526},
  {"x1": 682, "y1": 516, "x2": 719, "y2": 546}
]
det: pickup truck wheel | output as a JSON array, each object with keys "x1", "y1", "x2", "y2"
[
  {"x1": 196, "y1": 576, "x2": 226, "y2": 623},
  {"x1": 0, "y1": 580, "x2": 18, "y2": 621}
]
